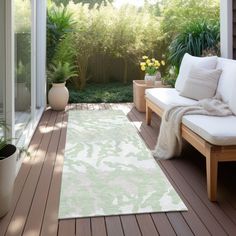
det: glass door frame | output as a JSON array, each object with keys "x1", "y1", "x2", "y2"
[
  {"x1": 5, "y1": 0, "x2": 46, "y2": 158},
  {"x1": 0, "y1": 0, "x2": 6, "y2": 131}
]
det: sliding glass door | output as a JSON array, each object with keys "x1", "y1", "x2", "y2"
[
  {"x1": 3, "y1": 0, "x2": 46, "y2": 156},
  {"x1": 14, "y1": 0, "x2": 32, "y2": 140}
]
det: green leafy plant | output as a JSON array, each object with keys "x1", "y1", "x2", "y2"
[
  {"x1": 0, "y1": 121, "x2": 10, "y2": 153},
  {"x1": 168, "y1": 20, "x2": 220, "y2": 68},
  {"x1": 47, "y1": 61, "x2": 78, "y2": 84},
  {"x1": 47, "y1": 5, "x2": 75, "y2": 66},
  {"x1": 0, "y1": 121, "x2": 30, "y2": 160},
  {"x1": 160, "y1": 0, "x2": 219, "y2": 44},
  {"x1": 56, "y1": 3, "x2": 113, "y2": 89},
  {"x1": 161, "y1": 66, "x2": 179, "y2": 88}
]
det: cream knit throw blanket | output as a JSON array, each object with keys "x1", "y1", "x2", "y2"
[{"x1": 153, "y1": 95, "x2": 232, "y2": 160}]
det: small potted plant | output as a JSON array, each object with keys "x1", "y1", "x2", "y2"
[
  {"x1": 0, "y1": 121, "x2": 17, "y2": 218},
  {"x1": 140, "y1": 56, "x2": 165, "y2": 85},
  {"x1": 47, "y1": 61, "x2": 77, "y2": 111}
]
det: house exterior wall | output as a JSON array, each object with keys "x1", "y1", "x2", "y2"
[
  {"x1": 220, "y1": 0, "x2": 233, "y2": 59},
  {"x1": 36, "y1": 0, "x2": 47, "y2": 109},
  {"x1": 0, "y1": 1, "x2": 6, "y2": 119},
  {"x1": 233, "y1": 0, "x2": 236, "y2": 58}
]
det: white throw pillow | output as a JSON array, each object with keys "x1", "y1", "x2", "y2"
[
  {"x1": 179, "y1": 65, "x2": 222, "y2": 100},
  {"x1": 216, "y1": 58, "x2": 236, "y2": 103},
  {"x1": 175, "y1": 53, "x2": 218, "y2": 91},
  {"x1": 229, "y1": 79, "x2": 236, "y2": 115}
]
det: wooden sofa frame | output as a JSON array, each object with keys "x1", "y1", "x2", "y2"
[{"x1": 146, "y1": 97, "x2": 236, "y2": 201}]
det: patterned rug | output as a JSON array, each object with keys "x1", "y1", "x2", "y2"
[{"x1": 59, "y1": 110, "x2": 187, "y2": 219}]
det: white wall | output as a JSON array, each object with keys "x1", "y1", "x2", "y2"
[
  {"x1": 0, "y1": 1, "x2": 6, "y2": 118},
  {"x1": 36, "y1": 0, "x2": 47, "y2": 108},
  {"x1": 220, "y1": 0, "x2": 233, "y2": 59}
]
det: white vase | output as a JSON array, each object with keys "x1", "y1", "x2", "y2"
[
  {"x1": 0, "y1": 144, "x2": 17, "y2": 218},
  {"x1": 144, "y1": 74, "x2": 157, "y2": 85},
  {"x1": 48, "y1": 82, "x2": 69, "y2": 111}
]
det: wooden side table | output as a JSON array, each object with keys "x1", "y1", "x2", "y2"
[{"x1": 133, "y1": 80, "x2": 168, "y2": 112}]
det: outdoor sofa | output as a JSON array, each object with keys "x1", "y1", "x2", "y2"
[{"x1": 145, "y1": 53, "x2": 236, "y2": 201}]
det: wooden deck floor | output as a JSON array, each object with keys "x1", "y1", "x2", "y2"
[{"x1": 1, "y1": 103, "x2": 236, "y2": 236}]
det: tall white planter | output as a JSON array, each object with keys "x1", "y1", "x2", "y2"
[
  {"x1": 0, "y1": 144, "x2": 17, "y2": 218},
  {"x1": 48, "y1": 82, "x2": 69, "y2": 111}
]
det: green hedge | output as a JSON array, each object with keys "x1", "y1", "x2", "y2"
[{"x1": 68, "y1": 82, "x2": 133, "y2": 103}]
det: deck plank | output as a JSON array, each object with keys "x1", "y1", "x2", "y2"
[
  {"x1": 76, "y1": 218, "x2": 91, "y2": 236},
  {"x1": 136, "y1": 214, "x2": 159, "y2": 236},
  {"x1": 58, "y1": 219, "x2": 75, "y2": 236},
  {"x1": 40, "y1": 111, "x2": 68, "y2": 236},
  {"x1": 167, "y1": 213, "x2": 194, "y2": 236},
  {"x1": 120, "y1": 215, "x2": 141, "y2": 236},
  {"x1": 151, "y1": 213, "x2": 176, "y2": 236},
  {"x1": 105, "y1": 216, "x2": 124, "y2": 236},
  {"x1": 91, "y1": 217, "x2": 107, "y2": 236}
]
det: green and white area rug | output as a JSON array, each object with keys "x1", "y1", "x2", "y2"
[{"x1": 59, "y1": 110, "x2": 187, "y2": 219}]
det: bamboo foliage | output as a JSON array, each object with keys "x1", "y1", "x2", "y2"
[
  {"x1": 53, "y1": 2, "x2": 161, "y2": 88},
  {"x1": 49, "y1": 0, "x2": 219, "y2": 89}
]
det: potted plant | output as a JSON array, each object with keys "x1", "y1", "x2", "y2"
[
  {"x1": 47, "y1": 61, "x2": 77, "y2": 111},
  {"x1": 140, "y1": 56, "x2": 165, "y2": 85},
  {"x1": 0, "y1": 121, "x2": 17, "y2": 218}
]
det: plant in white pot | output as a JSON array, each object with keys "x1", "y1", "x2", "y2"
[
  {"x1": 47, "y1": 61, "x2": 77, "y2": 111},
  {"x1": 140, "y1": 56, "x2": 165, "y2": 85},
  {"x1": 0, "y1": 121, "x2": 17, "y2": 218}
]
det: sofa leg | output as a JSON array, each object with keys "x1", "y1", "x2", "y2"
[
  {"x1": 206, "y1": 153, "x2": 218, "y2": 201},
  {"x1": 146, "y1": 105, "x2": 152, "y2": 125}
]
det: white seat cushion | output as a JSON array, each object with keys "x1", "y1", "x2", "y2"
[
  {"x1": 145, "y1": 88, "x2": 197, "y2": 110},
  {"x1": 146, "y1": 87, "x2": 236, "y2": 146},
  {"x1": 182, "y1": 115, "x2": 236, "y2": 146}
]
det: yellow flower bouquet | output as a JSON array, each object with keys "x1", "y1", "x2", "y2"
[{"x1": 140, "y1": 56, "x2": 165, "y2": 76}]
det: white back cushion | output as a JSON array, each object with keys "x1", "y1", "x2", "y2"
[
  {"x1": 175, "y1": 53, "x2": 217, "y2": 91},
  {"x1": 216, "y1": 58, "x2": 236, "y2": 104},
  {"x1": 228, "y1": 65, "x2": 236, "y2": 115},
  {"x1": 229, "y1": 92, "x2": 236, "y2": 115},
  {"x1": 179, "y1": 65, "x2": 222, "y2": 100}
]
